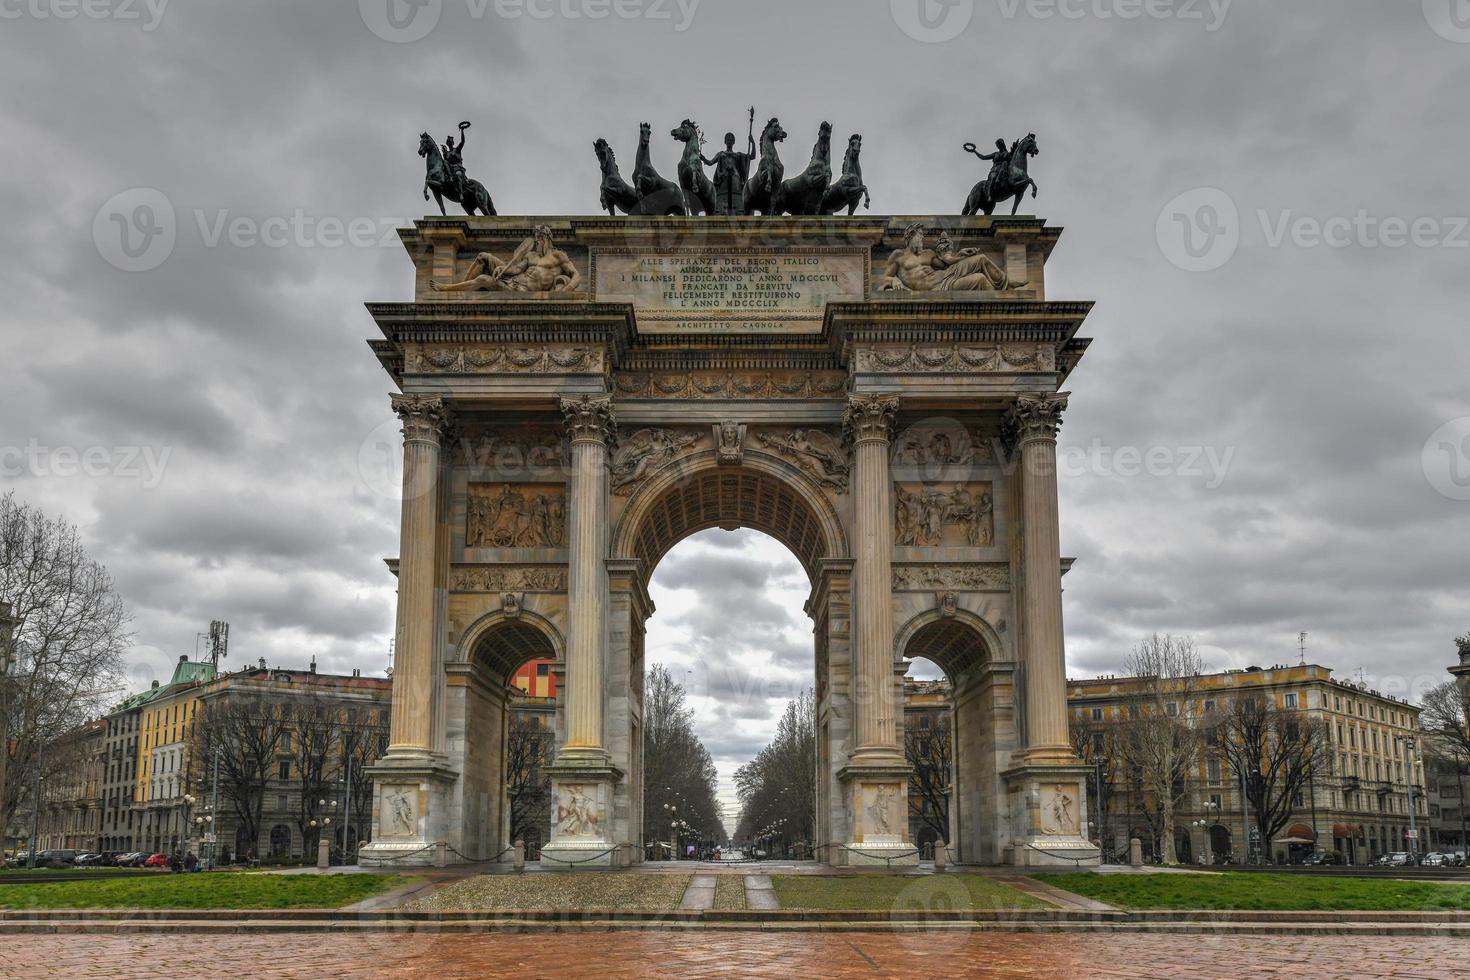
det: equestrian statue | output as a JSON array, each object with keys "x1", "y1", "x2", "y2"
[
  {"x1": 962, "y1": 133, "x2": 1039, "y2": 216},
  {"x1": 419, "y1": 121, "x2": 496, "y2": 217}
]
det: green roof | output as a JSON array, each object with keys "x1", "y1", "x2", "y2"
[{"x1": 110, "y1": 660, "x2": 217, "y2": 714}]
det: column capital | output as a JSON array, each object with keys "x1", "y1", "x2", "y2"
[
  {"x1": 390, "y1": 393, "x2": 449, "y2": 445},
  {"x1": 560, "y1": 394, "x2": 618, "y2": 448},
  {"x1": 1004, "y1": 391, "x2": 1070, "y2": 446},
  {"x1": 843, "y1": 394, "x2": 900, "y2": 446}
]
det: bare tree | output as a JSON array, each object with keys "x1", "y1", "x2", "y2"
[
  {"x1": 193, "y1": 694, "x2": 290, "y2": 858},
  {"x1": 643, "y1": 665, "x2": 724, "y2": 846},
  {"x1": 1211, "y1": 693, "x2": 1332, "y2": 854},
  {"x1": 1421, "y1": 680, "x2": 1470, "y2": 764},
  {"x1": 505, "y1": 710, "x2": 553, "y2": 848},
  {"x1": 1115, "y1": 633, "x2": 1205, "y2": 865},
  {"x1": 905, "y1": 719, "x2": 951, "y2": 844},
  {"x1": 734, "y1": 690, "x2": 815, "y2": 849},
  {"x1": 288, "y1": 691, "x2": 340, "y2": 855},
  {"x1": 0, "y1": 493, "x2": 130, "y2": 837}
]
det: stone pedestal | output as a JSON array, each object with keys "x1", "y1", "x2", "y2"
[
  {"x1": 359, "y1": 758, "x2": 458, "y2": 867},
  {"x1": 539, "y1": 765, "x2": 623, "y2": 868},
  {"x1": 837, "y1": 763, "x2": 920, "y2": 867},
  {"x1": 1001, "y1": 763, "x2": 1101, "y2": 868}
]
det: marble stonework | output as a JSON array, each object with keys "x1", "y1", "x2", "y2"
[{"x1": 359, "y1": 215, "x2": 1099, "y2": 869}]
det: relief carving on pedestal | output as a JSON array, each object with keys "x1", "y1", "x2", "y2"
[
  {"x1": 1040, "y1": 784, "x2": 1079, "y2": 836},
  {"x1": 554, "y1": 784, "x2": 602, "y2": 837},
  {"x1": 449, "y1": 565, "x2": 568, "y2": 593},
  {"x1": 610, "y1": 428, "x2": 704, "y2": 496},
  {"x1": 467, "y1": 484, "x2": 567, "y2": 548},
  {"x1": 861, "y1": 783, "x2": 902, "y2": 841},
  {"x1": 754, "y1": 428, "x2": 850, "y2": 492},
  {"x1": 892, "y1": 563, "x2": 1009, "y2": 591},
  {"x1": 381, "y1": 786, "x2": 419, "y2": 838},
  {"x1": 894, "y1": 482, "x2": 993, "y2": 547}
]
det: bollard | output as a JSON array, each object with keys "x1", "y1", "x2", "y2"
[
  {"x1": 1129, "y1": 837, "x2": 1144, "y2": 868},
  {"x1": 513, "y1": 838, "x2": 525, "y2": 871},
  {"x1": 317, "y1": 838, "x2": 330, "y2": 870},
  {"x1": 934, "y1": 841, "x2": 948, "y2": 871},
  {"x1": 433, "y1": 841, "x2": 448, "y2": 868}
]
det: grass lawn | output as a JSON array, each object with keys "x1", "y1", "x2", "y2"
[
  {"x1": 711, "y1": 875, "x2": 746, "y2": 910},
  {"x1": 0, "y1": 872, "x2": 407, "y2": 910},
  {"x1": 407, "y1": 873, "x2": 691, "y2": 912},
  {"x1": 772, "y1": 874, "x2": 1050, "y2": 912},
  {"x1": 1036, "y1": 872, "x2": 1470, "y2": 912}
]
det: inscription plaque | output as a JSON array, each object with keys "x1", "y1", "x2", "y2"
[{"x1": 593, "y1": 249, "x2": 866, "y2": 334}]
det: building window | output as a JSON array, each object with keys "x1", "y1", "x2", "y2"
[
  {"x1": 1204, "y1": 699, "x2": 1217, "y2": 714},
  {"x1": 1166, "y1": 702, "x2": 1178, "y2": 718},
  {"x1": 1092, "y1": 732, "x2": 1105, "y2": 755},
  {"x1": 1091, "y1": 707, "x2": 1103, "y2": 722},
  {"x1": 278, "y1": 760, "x2": 290, "y2": 780},
  {"x1": 1284, "y1": 693, "x2": 1298, "y2": 709},
  {"x1": 1207, "y1": 758, "x2": 1222, "y2": 783}
]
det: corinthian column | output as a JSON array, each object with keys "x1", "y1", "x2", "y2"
[
  {"x1": 557, "y1": 394, "x2": 617, "y2": 764},
  {"x1": 1008, "y1": 392, "x2": 1073, "y2": 762},
  {"x1": 387, "y1": 393, "x2": 447, "y2": 754},
  {"x1": 844, "y1": 394, "x2": 902, "y2": 763}
]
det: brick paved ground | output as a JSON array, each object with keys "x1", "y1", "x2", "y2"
[{"x1": 0, "y1": 931, "x2": 1464, "y2": 979}]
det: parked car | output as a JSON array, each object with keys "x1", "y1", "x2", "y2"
[
  {"x1": 1420, "y1": 852, "x2": 1447, "y2": 867},
  {"x1": 1382, "y1": 851, "x2": 1413, "y2": 867},
  {"x1": 143, "y1": 853, "x2": 170, "y2": 868},
  {"x1": 73, "y1": 852, "x2": 105, "y2": 867},
  {"x1": 1307, "y1": 851, "x2": 1345, "y2": 866},
  {"x1": 10, "y1": 850, "x2": 29, "y2": 867}
]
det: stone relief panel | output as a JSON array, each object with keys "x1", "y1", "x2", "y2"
[
  {"x1": 753, "y1": 428, "x2": 850, "y2": 492},
  {"x1": 613, "y1": 370, "x2": 846, "y2": 400},
  {"x1": 894, "y1": 482, "x2": 994, "y2": 547},
  {"x1": 449, "y1": 565, "x2": 568, "y2": 593},
  {"x1": 451, "y1": 426, "x2": 567, "y2": 475},
  {"x1": 406, "y1": 344, "x2": 604, "y2": 375},
  {"x1": 553, "y1": 783, "x2": 603, "y2": 838},
  {"x1": 891, "y1": 563, "x2": 1010, "y2": 592},
  {"x1": 610, "y1": 428, "x2": 705, "y2": 496},
  {"x1": 854, "y1": 344, "x2": 1055, "y2": 375},
  {"x1": 858, "y1": 782, "x2": 904, "y2": 843},
  {"x1": 380, "y1": 785, "x2": 421, "y2": 838},
  {"x1": 1040, "y1": 783, "x2": 1079, "y2": 836},
  {"x1": 467, "y1": 484, "x2": 567, "y2": 548}
]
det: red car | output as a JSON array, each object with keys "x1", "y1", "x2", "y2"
[{"x1": 144, "y1": 853, "x2": 170, "y2": 868}]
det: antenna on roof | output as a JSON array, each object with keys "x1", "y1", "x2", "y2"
[
  {"x1": 208, "y1": 620, "x2": 229, "y2": 671},
  {"x1": 1297, "y1": 631, "x2": 1308, "y2": 666}
]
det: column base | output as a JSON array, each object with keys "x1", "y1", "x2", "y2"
[
  {"x1": 540, "y1": 761, "x2": 625, "y2": 870},
  {"x1": 1001, "y1": 761, "x2": 1101, "y2": 868},
  {"x1": 836, "y1": 761, "x2": 919, "y2": 869},
  {"x1": 358, "y1": 753, "x2": 459, "y2": 868}
]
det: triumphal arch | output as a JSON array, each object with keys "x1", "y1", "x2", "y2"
[{"x1": 359, "y1": 214, "x2": 1100, "y2": 868}]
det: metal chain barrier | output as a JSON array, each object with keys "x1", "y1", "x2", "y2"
[
  {"x1": 1020, "y1": 842, "x2": 1094, "y2": 867},
  {"x1": 444, "y1": 843, "x2": 515, "y2": 865},
  {"x1": 828, "y1": 842, "x2": 922, "y2": 869},
  {"x1": 356, "y1": 842, "x2": 439, "y2": 867}
]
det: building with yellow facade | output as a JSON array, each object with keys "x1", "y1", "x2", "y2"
[
  {"x1": 132, "y1": 656, "x2": 216, "y2": 853},
  {"x1": 1068, "y1": 664, "x2": 1426, "y2": 865}
]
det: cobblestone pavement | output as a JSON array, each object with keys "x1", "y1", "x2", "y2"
[{"x1": 0, "y1": 931, "x2": 1465, "y2": 979}]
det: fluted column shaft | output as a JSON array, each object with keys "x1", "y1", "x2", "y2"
[
  {"x1": 1010, "y1": 392, "x2": 1072, "y2": 757},
  {"x1": 845, "y1": 394, "x2": 901, "y2": 758},
  {"x1": 559, "y1": 395, "x2": 616, "y2": 758},
  {"x1": 387, "y1": 394, "x2": 446, "y2": 752}
]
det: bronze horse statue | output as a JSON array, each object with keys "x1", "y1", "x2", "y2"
[
  {"x1": 819, "y1": 133, "x2": 870, "y2": 216},
  {"x1": 632, "y1": 121, "x2": 686, "y2": 216},
  {"x1": 671, "y1": 119, "x2": 717, "y2": 216},
  {"x1": 777, "y1": 121, "x2": 832, "y2": 215},
  {"x1": 742, "y1": 117, "x2": 787, "y2": 215},
  {"x1": 594, "y1": 138, "x2": 641, "y2": 215},
  {"x1": 419, "y1": 132, "x2": 495, "y2": 216},
  {"x1": 963, "y1": 133, "x2": 1039, "y2": 216}
]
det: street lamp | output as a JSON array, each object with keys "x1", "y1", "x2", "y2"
[{"x1": 1397, "y1": 737, "x2": 1420, "y2": 862}]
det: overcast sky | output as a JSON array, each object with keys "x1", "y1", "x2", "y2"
[{"x1": 3, "y1": 1, "x2": 1468, "y2": 823}]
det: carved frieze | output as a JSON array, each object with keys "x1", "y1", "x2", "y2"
[
  {"x1": 892, "y1": 563, "x2": 1009, "y2": 592},
  {"x1": 450, "y1": 564, "x2": 568, "y2": 593},
  {"x1": 854, "y1": 344, "x2": 1055, "y2": 374},
  {"x1": 451, "y1": 426, "x2": 567, "y2": 473},
  {"x1": 406, "y1": 344, "x2": 604, "y2": 375},
  {"x1": 467, "y1": 484, "x2": 567, "y2": 548},
  {"x1": 613, "y1": 370, "x2": 846, "y2": 400},
  {"x1": 610, "y1": 428, "x2": 704, "y2": 496},
  {"x1": 754, "y1": 428, "x2": 850, "y2": 492},
  {"x1": 894, "y1": 481, "x2": 994, "y2": 547}
]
